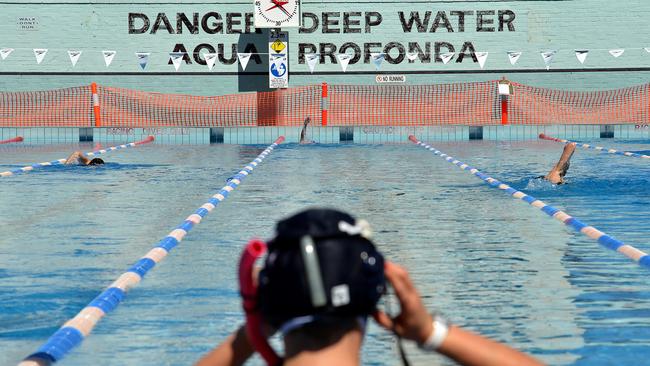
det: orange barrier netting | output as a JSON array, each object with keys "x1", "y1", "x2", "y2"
[
  {"x1": 328, "y1": 82, "x2": 498, "y2": 126},
  {"x1": 507, "y1": 82, "x2": 650, "y2": 125},
  {"x1": 0, "y1": 81, "x2": 648, "y2": 127},
  {"x1": 0, "y1": 86, "x2": 92, "y2": 127}
]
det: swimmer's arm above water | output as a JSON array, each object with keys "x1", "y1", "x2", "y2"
[
  {"x1": 373, "y1": 262, "x2": 545, "y2": 366},
  {"x1": 64, "y1": 151, "x2": 90, "y2": 165}
]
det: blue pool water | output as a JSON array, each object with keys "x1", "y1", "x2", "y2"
[{"x1": 1, "y1": 139, "x2": 649, "y2": 366}]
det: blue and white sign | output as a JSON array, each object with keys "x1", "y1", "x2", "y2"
[{"x1": 269, "y1": 31, "x2": 288, "y2": 88}]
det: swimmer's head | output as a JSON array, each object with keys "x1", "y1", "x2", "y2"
[
  {"x1": 88, "y1": 158, "x2": 104, "y2": 166},
  {"x1": 258, "y1": 208, "x2": 385, "y2": 329}
]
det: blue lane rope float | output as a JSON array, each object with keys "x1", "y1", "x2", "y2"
[
  {"x1": 408, "y1": 135, "x2": 650, "y2": 270},
  {"x1": 539, "y1": 133, "x2": 650, "y2": 160},
  {"x1": 0, "y1": 136, "x2": 155, "y2": 178},
  {"x1": 19, "y1": 136, "x2": 286, "y2": 366}
]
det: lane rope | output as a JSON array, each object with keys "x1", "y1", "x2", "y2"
[
  {"x1": 0, "y1": 136, "x2": 23, "y2": 144},
  {"x1": 539, "y1": 133, "x2": 650, "y2": 160},
  {"x1": 0, "y1": 136, "x2": 155, "y2": 178},
  {"x1": 409, "y1": 135, "x2": 650, "y2": 270},
  {"x1": 19, "y1": 136, "x2": 286, "y2": 366}
]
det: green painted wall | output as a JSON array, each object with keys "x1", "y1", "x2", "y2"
[{"x1": 0, "y1": 0, "x2": 649, "y2": 94}]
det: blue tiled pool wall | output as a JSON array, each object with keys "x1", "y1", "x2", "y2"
[{"x1": 1, "y1": 125, "x2": 649, "y2": 144}]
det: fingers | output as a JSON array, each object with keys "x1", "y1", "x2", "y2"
[
  {"x1": 372, "y1": 310, "x2": 394, "y2": 330},
  {"x1": 384, "y1": 261, "x2": 417, "y2": 301}
]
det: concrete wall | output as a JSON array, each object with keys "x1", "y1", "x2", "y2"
[{"x1": 1, "y1": 0, "x2": 649, "y2": 95}]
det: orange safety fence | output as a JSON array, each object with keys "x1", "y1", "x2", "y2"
[
  {"x1": 0, "y1": 85, "x2": 92, "y2": 127},
  {"x1": 507, "y1": 82, "x2": 650, "y2": 125},
  {"x1": 328, "y1": 82, "x2": 497, "y2": 126},
  {"x1": 98, "y1": 85, "x2": 257, "y2": 127},
  {"x1": 0, "y1": 81, "x2": 648, "y2": 127}
]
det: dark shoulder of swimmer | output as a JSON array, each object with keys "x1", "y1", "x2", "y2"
[{"x1": 88, "y1": 158, "x2": 105, "y2": 166}]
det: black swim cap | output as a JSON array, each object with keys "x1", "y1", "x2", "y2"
[
  {"x1": 88, "y1": 158, "x2": 104, "y2": 165},
  {"x1": 258, "y1": 208, "x2": 385, "y2": 328}
]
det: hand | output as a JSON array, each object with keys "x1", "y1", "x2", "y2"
[{"x1": 373, "y1": 261, "x2": 433, "y2": 344}]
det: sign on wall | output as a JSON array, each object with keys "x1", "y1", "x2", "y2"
[
  {"x1": 269, "y1": 31, "x2": 288, "y2": 88},
  {"x1": 16, "y1": 17, "x2": 39, "y2": 31}
]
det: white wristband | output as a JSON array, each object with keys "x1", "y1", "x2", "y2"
[{"x1": 419, "y1": 314, "x2": 450, "y2": 351}]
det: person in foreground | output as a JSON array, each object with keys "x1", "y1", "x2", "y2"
[
  {"x1": 543, "y1": 142, "x2": 576, "y2": 184},
  {"x1": 64, "y1": 151, "x2": 104, "y2": 166},
  {"x1": 195, "y1": 208, "x2": 544, "y2": 366}
]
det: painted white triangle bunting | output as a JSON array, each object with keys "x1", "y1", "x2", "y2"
[
  {"x1": 33, "y1": 48, "x2": 48, "y2": 64},
  {"x1": 306, "y1": 53, "x2": 320, "y2": 73},
  {"x1": 135, "y1": 52, "x2": 150, "y2": 70},
  {"x1": 102, "y1": 50, "x2": 116, "y2": 67},
  {"x1": 337, "y1": 53, "x2": 352, "y2": 72},
  {"x1": 440, "y1": 52, "x2": 454, "y2": 64},
  {"x1": 68, "y1": 50, "x2": 82, "y2": 67},
  {"x1": 370, "y1": 53, "x2": 385, "y2": 70},
  {"x1": 169, "y1": 52, "x2": 185, "y2": 71},
  {"x1": 0, "y1": 48, "x2": 14, "y2": 60},
  {"x1": 406, "y1": 51, "x2": 419, "y2": 61},
  {"x1": 575, "y1": 50, "x2": 589, "y2": 64},
  {"x1": 237, "y1": 53, "x2": 251, "y2": 71},
  {"x1": 507, "y1": 51, "x2": 522, "y2": 65},
  {"x1": 540, "y1": 50, "x2": 557, "y2": 70},
  {"x1": 475, "y1": 51, "x2": 488, "y2": 69},
  {"x1": 609, "y1": 49, "x2": 625, "y2": 58},
  {"x1": 205, "y1": 53, "x2": 218, "y2": 71}
]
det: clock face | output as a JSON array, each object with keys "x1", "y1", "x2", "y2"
[{"x1": 254, "y1": 0, "x2": 300, "y2": 28}]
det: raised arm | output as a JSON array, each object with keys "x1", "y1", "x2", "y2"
[
  {"x1": 545, "y1": 142, "x2": 576, "y2": 184},
  {"x1": 299, "y1": 117, "x2": 311, "y2": 144},
  {"x1": 64, "y1": 151, "x2": 90, "y2": 165},
  {"x1": 373, "y1": 262, "x2": 545, "y2": 366}
]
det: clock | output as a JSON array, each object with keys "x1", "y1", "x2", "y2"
[{"x1": 254, "y1": 0, "x2": 301, "y2": 28}]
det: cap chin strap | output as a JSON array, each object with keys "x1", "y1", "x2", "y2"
[{"x1": 239, "y1": 239, "x2": 282, "y2": 366}]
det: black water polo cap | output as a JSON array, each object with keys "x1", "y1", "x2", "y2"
[{"x1": 258, "y1": 208, "x2": 385, "y2": 328}]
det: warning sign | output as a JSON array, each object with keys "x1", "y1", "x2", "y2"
[
  {"x1": 271, "y1": 40, "x2": 286, "y2": 53},
  {"x1": 269, "y1": 31, "x2": 289, "y2": 89},
  {"x1": 375, "y1": 75, "x2": 406, "y2": 83}
]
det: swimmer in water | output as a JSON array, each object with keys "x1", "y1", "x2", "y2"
[
  {"x1": 299, "y1": 117, "x2": 313, "y2": 144},
  {"x1": 543, "y1": 142, "x2": 576, "y2": 184},
  {"x1": 64, "y1": 151, "x2": 105, "y2": 166}
]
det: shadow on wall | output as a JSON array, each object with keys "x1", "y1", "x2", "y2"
[{"x1": 238, "y1": 28, "x2": 275, "y2": 93}]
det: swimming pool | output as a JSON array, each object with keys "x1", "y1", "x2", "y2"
[{"x1": 1, "y1": 139, "x2": 649, "y2": 365}]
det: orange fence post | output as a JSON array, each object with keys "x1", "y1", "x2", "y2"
[
  {"x1": 91, "y1": 82, "x2": 101, "y2": 127},
  {"x1": 321, "y1": 82, "x2": 328, "y2": 126},
  {"x1": 497, "y1": 78, "x2": 511, "y2": 125},
  {"x1": 501, "y1": 96, "x2": 508, "y2": 125}
]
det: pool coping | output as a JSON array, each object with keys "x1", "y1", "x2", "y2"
[{"x1": 0, "y1": 124, "x2": 648, "y2": 144}]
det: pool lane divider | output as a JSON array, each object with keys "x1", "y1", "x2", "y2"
[
  {"x1": 0, "y1": 136, "x2": 23, "y2": 144},
  {"x1": 0, "y1": 136, "x2": 155, "y2": 178},
  {"x1": 20, "y1": 136, "x2": 286, "y2": 366},
  {"x1": 408, "y1": 135, "x2": 650, "y2": 270},
  {"x1": 539, "y1": 133, "x2": 650, "y2": 159}
]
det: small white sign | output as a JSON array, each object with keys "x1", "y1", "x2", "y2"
[
  {"x1": 17, "y1": 17, "x2": 39, "y2": 31},
  {"x1": 498, "y1": 83, "x2": 511, "y2": 95},
  {"x1": 375, "y1": 74, "x2": 406, "y2": 83}
]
